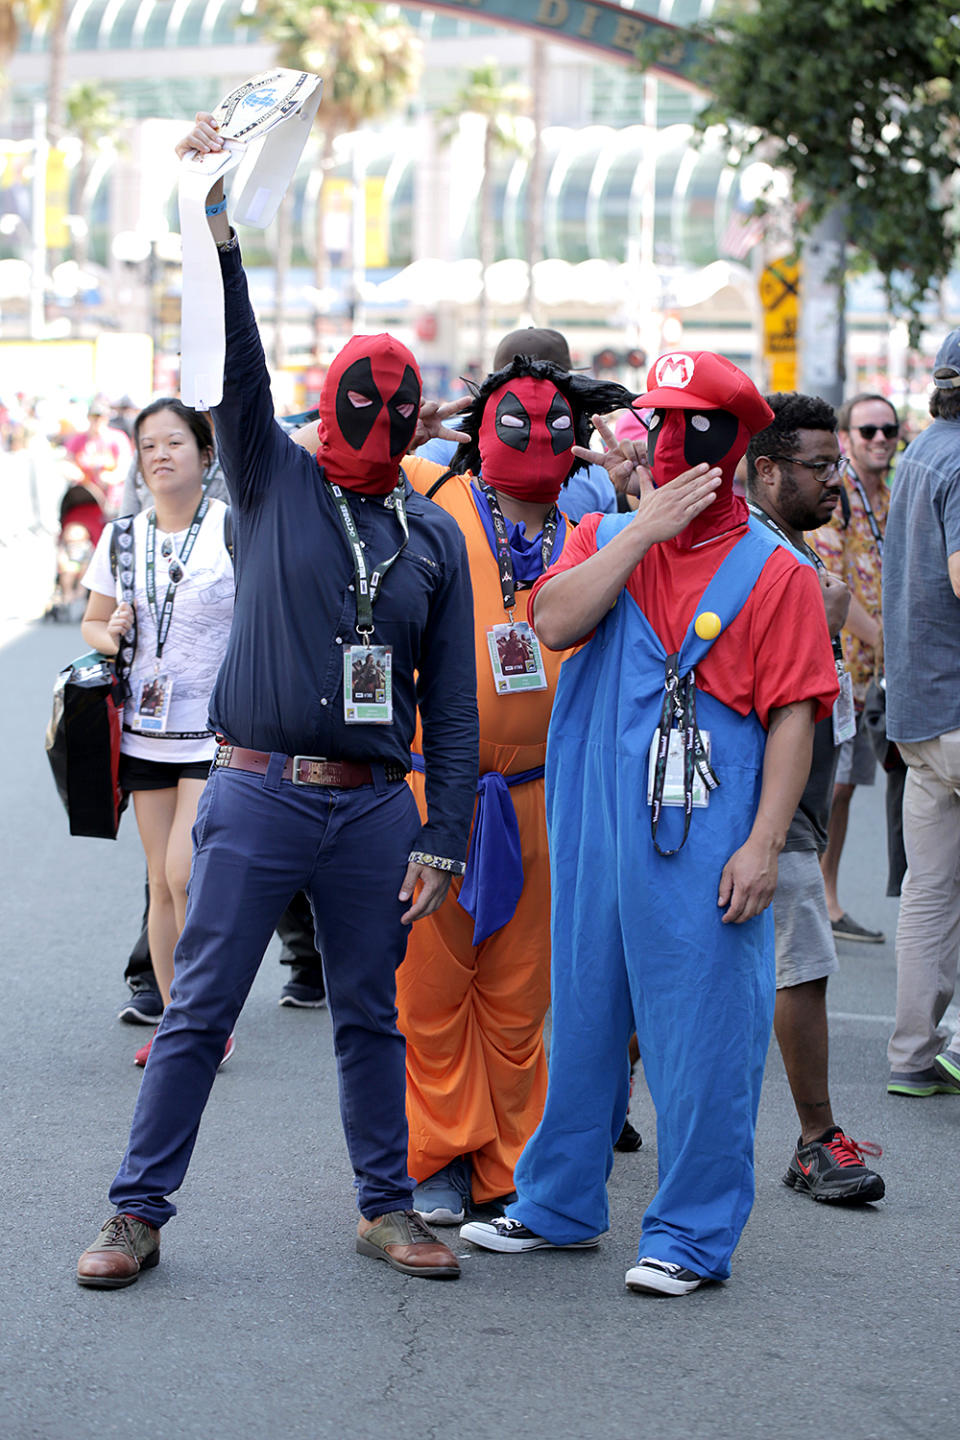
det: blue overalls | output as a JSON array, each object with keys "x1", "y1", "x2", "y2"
[{"x1": 509, "y1": 516, "x2": 782, "y2": 1280}]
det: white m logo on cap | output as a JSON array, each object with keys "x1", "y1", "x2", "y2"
[{"x1": 654, "y1": 353, "x2": 695, "y2": 389}]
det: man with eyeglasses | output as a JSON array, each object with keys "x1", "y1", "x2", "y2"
[
  {"x1": 745, "y1": 392, "x2": 885, "y2": 1202},
  {"x1": 883, "y1": 330, "x2": 960, "y2": 1098},
  {"x1": 813, "y1": 392, "x2": 900, "y2": 945}
]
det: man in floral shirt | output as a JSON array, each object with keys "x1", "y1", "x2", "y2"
[{"x1": 813, "y1": 392, "x2": 900, "y2": 943}]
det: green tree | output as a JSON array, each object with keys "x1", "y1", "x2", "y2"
[
  {"x1": 639, "y1": 0, "x2": 960, "y2": 339},
  {"x1": 440, "y1": 60, "x2": 529, "y2": 372},
  {"x1": 64, "y1": 81, "x2": 119, "y2": 268},
  {"x1": 246, "y1": 0, "x2": 421, "y2": 361},
  {"x1": 2, "y1": 0, "x2": 71, "y2": 142}
]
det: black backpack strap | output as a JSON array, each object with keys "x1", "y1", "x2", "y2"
[
  {"x1": 426, "y1": 468, "x2": 457, "y2": 500},
  {"x1": 108, "y1": 516, "x2": 138, "y2": 698},
  {"x1": 108, "y1": 514, "x2": 138, "y2": 579},
  {"x1": 839, "y1": 485, "x2": 851, "y2": 529},
  {"x1": 223, "y1": 506, "x2": 234, "y2": 564}
]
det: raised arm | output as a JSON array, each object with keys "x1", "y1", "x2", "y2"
[{"x1": 176, "y1": 113, "x2": 291, "y2": 507}]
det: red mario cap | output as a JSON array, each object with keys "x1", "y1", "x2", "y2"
[{"x1": 634, "y1": 350, "x2": 773, "y2": 435}]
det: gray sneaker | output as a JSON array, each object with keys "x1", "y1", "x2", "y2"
[
  {"x1": 933, "y1": 1050, "x2": 960, "y2": 1086},
  {"x1": 887, "y1": 1066, "x2": 960, "y2": 1097},
  {"x1": 413, "y1": 1157, "x2": 471, "y2": 1225},
  {"x1": 77, "y1": 1214, "x2": 160, "y2": 1288}
]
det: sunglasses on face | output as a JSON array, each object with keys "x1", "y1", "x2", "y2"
[{"x1": 854, "y1": 424, "x2": 898, "y2": 441}]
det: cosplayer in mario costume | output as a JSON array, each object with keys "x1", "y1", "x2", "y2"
[
  {"x1": 398, "y1": 357, "x2": 633, "y2": 1223},
  {"x1": 460, "y1": 350, "x2": 838, "y2": 1295}
]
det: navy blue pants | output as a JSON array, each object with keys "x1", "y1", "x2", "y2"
[{"x1": 109, "y1": 758, "x2": 421, "y2": 1225}]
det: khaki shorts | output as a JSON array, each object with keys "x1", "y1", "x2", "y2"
[
  {"x1": 834, "y1": 711, "x2": 877, "y2": 787},
  {"x1": 773, "y1": 849, "x2": 839, "y2": 990}
]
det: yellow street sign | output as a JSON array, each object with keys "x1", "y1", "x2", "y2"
[{"x1": 761, "y1": 257, "x2": 799, "y2": 390}]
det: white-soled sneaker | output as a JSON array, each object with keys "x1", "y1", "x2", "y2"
[
  {"x1": 460, "y1": 1217, "x2": 600, "y2": 1253},
  {"x1": 625, "y1": 1256, "x2": 704, "y2": 1296}
]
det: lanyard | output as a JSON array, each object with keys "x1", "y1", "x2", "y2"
[
  {"x1": 649, "y1": 652, "x2": 719, "y2": 857},
  {"x1": 144, "y1": 494, "x2": 210, "y2": 663},
  {"x1": 846, "y1": 469, "x2": 885, "y2": 560},
  {"x1": 479, "y1": 481, "x2": 559, "y2": 614},
  {"x1": 327, "y1": 476, "x2": 409, "y2": 640},
  {"x1": 747, "y1": 502, "x2": 845, "y2": 666}
]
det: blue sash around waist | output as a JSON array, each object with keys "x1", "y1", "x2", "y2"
[{"x1": 411, "y1": 753, "x2": 545, "y2": 944}]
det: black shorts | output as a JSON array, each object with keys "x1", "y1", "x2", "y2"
[{"x1": 119, "y1": 753, "x2": 213, "y2": 792}]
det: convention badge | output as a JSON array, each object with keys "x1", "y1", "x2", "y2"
[
  {"x1": 647, "y1": 728, "x2": 712, "y2": 808},
  {"x1": 178, "y1": 68, "x2": 323, "y2": 411},
  {"x1": 486, "y1": 621, "x2": 548, "y2": 695},
  {"x1": 832, "y1": 665, "x2": 857, "y2": 746},
  {"x1": 132, "y1": 674, "x2": 174, "y2": 733},
  {"x1": 343, "y1": 645, "x2": 393, "y2": 724}
]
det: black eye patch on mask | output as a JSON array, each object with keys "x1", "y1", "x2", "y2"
[
  {"x1": 388, "y1": 365, "x2": 421, "y2": 457},
  {"x1": 647, "y1": 407, "x2": 740, "y2": 469},
  {"x1": 335, "y1": 357, "x2": 383, "y2": 451},
  {"x1": 495, "y1": 390, "x2": 531, "y2": 452},
  {"x1": 683, "y1": 409, "x2": 738, "y2": 467},
  {"x1": 546, "y1": 390, "x2": 575, "y2": 455}
]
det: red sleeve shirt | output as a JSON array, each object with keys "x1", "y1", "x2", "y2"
[{"x1": 530, "y1": 514, "x2": 837, "y2": 729}]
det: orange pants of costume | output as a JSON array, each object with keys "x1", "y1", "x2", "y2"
[{"x1": 397, "y1": 769, "x2": 551, "y2": 1203}]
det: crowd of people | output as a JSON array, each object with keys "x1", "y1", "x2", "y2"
[{"x1": 52, "y1": 111, "x2": 960, "y2": 1298}]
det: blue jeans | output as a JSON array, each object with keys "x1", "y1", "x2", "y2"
[{"x1": 110, "y1": 757, "x2": 421, "y2": 1224}]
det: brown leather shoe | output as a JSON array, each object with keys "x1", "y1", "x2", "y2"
[
  {"x1": 77, "y1": 1214, "x2": 160, "y2": 1288},
  {"x1": 356, "y1": 1209, "x2": 460, "y2": 1279}
]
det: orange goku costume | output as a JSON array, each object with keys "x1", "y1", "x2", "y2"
[{"x1": 398, "y1": 358, "x2": 633, "y2": 1223}]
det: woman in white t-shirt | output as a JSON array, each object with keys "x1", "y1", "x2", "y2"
[{"x1": 82, "y1": 399, "x2": 235, "y2": 1062}]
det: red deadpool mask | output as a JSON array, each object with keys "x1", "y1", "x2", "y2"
[
  {"x1": 646, "y1": 407, "x2": 750, "y2": 549},
  {"x1": 635, "y1": 351, "x2": 773, "y2": 550},
  {"x1": 479, "y1": 377, "x2": 575, "y2": 502},
  {"x1": 316, "y1": 334, "x2": 421, "y2": 495}
]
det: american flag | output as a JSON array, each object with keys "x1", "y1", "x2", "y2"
[{"x1": 719, "y1": 202, "x2": 766, "y2": 261}]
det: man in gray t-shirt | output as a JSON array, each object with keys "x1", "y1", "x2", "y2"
[
  {"x1": 745, "y1": 392, "x2": 884, "y2": 1204},
  {"x1": 883, "y1": 329, "x2": 960, "y2": 1097}
]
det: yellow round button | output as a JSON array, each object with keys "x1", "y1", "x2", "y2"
[{"x1": 694, "y1": 610, "x2": 722, "y2": 640}]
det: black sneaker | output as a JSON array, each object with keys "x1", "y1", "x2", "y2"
[
  {"x1": 117, "y1": 985, "x2": 163, "y2": 1025},
  {"x1": 830, "y1": 913, "x2": 885, "y2": 944},
  {"x1": 626, "y1": 1257, "x2": 704, "y2": 1295},
  {"x1": 459, "y1": 1217, "x2": 601, "y2": 1252},
  {"x1": 783, "y1": 1126, "x2": 885, "y2": 1203},
  {"x1": 615, "y1": 1118, "x2": 643, "y2": 1152},
  {"x1": 279, "y1": 967, "x2": 327, "y2": 1009}
]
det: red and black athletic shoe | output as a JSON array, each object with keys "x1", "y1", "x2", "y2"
[{"x1": 783, "y1": 1127, "x2": 885, "y2": 1204}]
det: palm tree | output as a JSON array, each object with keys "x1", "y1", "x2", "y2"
[
  {"x1": 441, "y1": 61, "x2": 529, "y2": 373},
  {"x1": 64, "y1": 80, "x2": 118, "y2": 269},
  {"x1": 245, "y1": 0, "x2": 421, "y2": 360},
  {"x1": 1, "y1": 0, "x2": 71, "y2": 141},
  {"x1": 0, "y1": 1, "x2": 17, "y2": 70}
]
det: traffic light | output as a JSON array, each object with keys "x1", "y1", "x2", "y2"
[{"x1": 592, "y1": 347, "x2": 647, "y2": 374}]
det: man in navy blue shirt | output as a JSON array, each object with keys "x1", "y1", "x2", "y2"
[{"x1": 77, "y1": 113, "x2": 479, "y2": 1289}]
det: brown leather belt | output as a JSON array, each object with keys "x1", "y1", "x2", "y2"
[{"x1": 213, "y1": 744, "x2": 376, "y2": 788}]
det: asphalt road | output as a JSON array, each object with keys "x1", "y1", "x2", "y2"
[{"x1": 2, "y1": 603, "x2": 958, "y2": 1440}]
